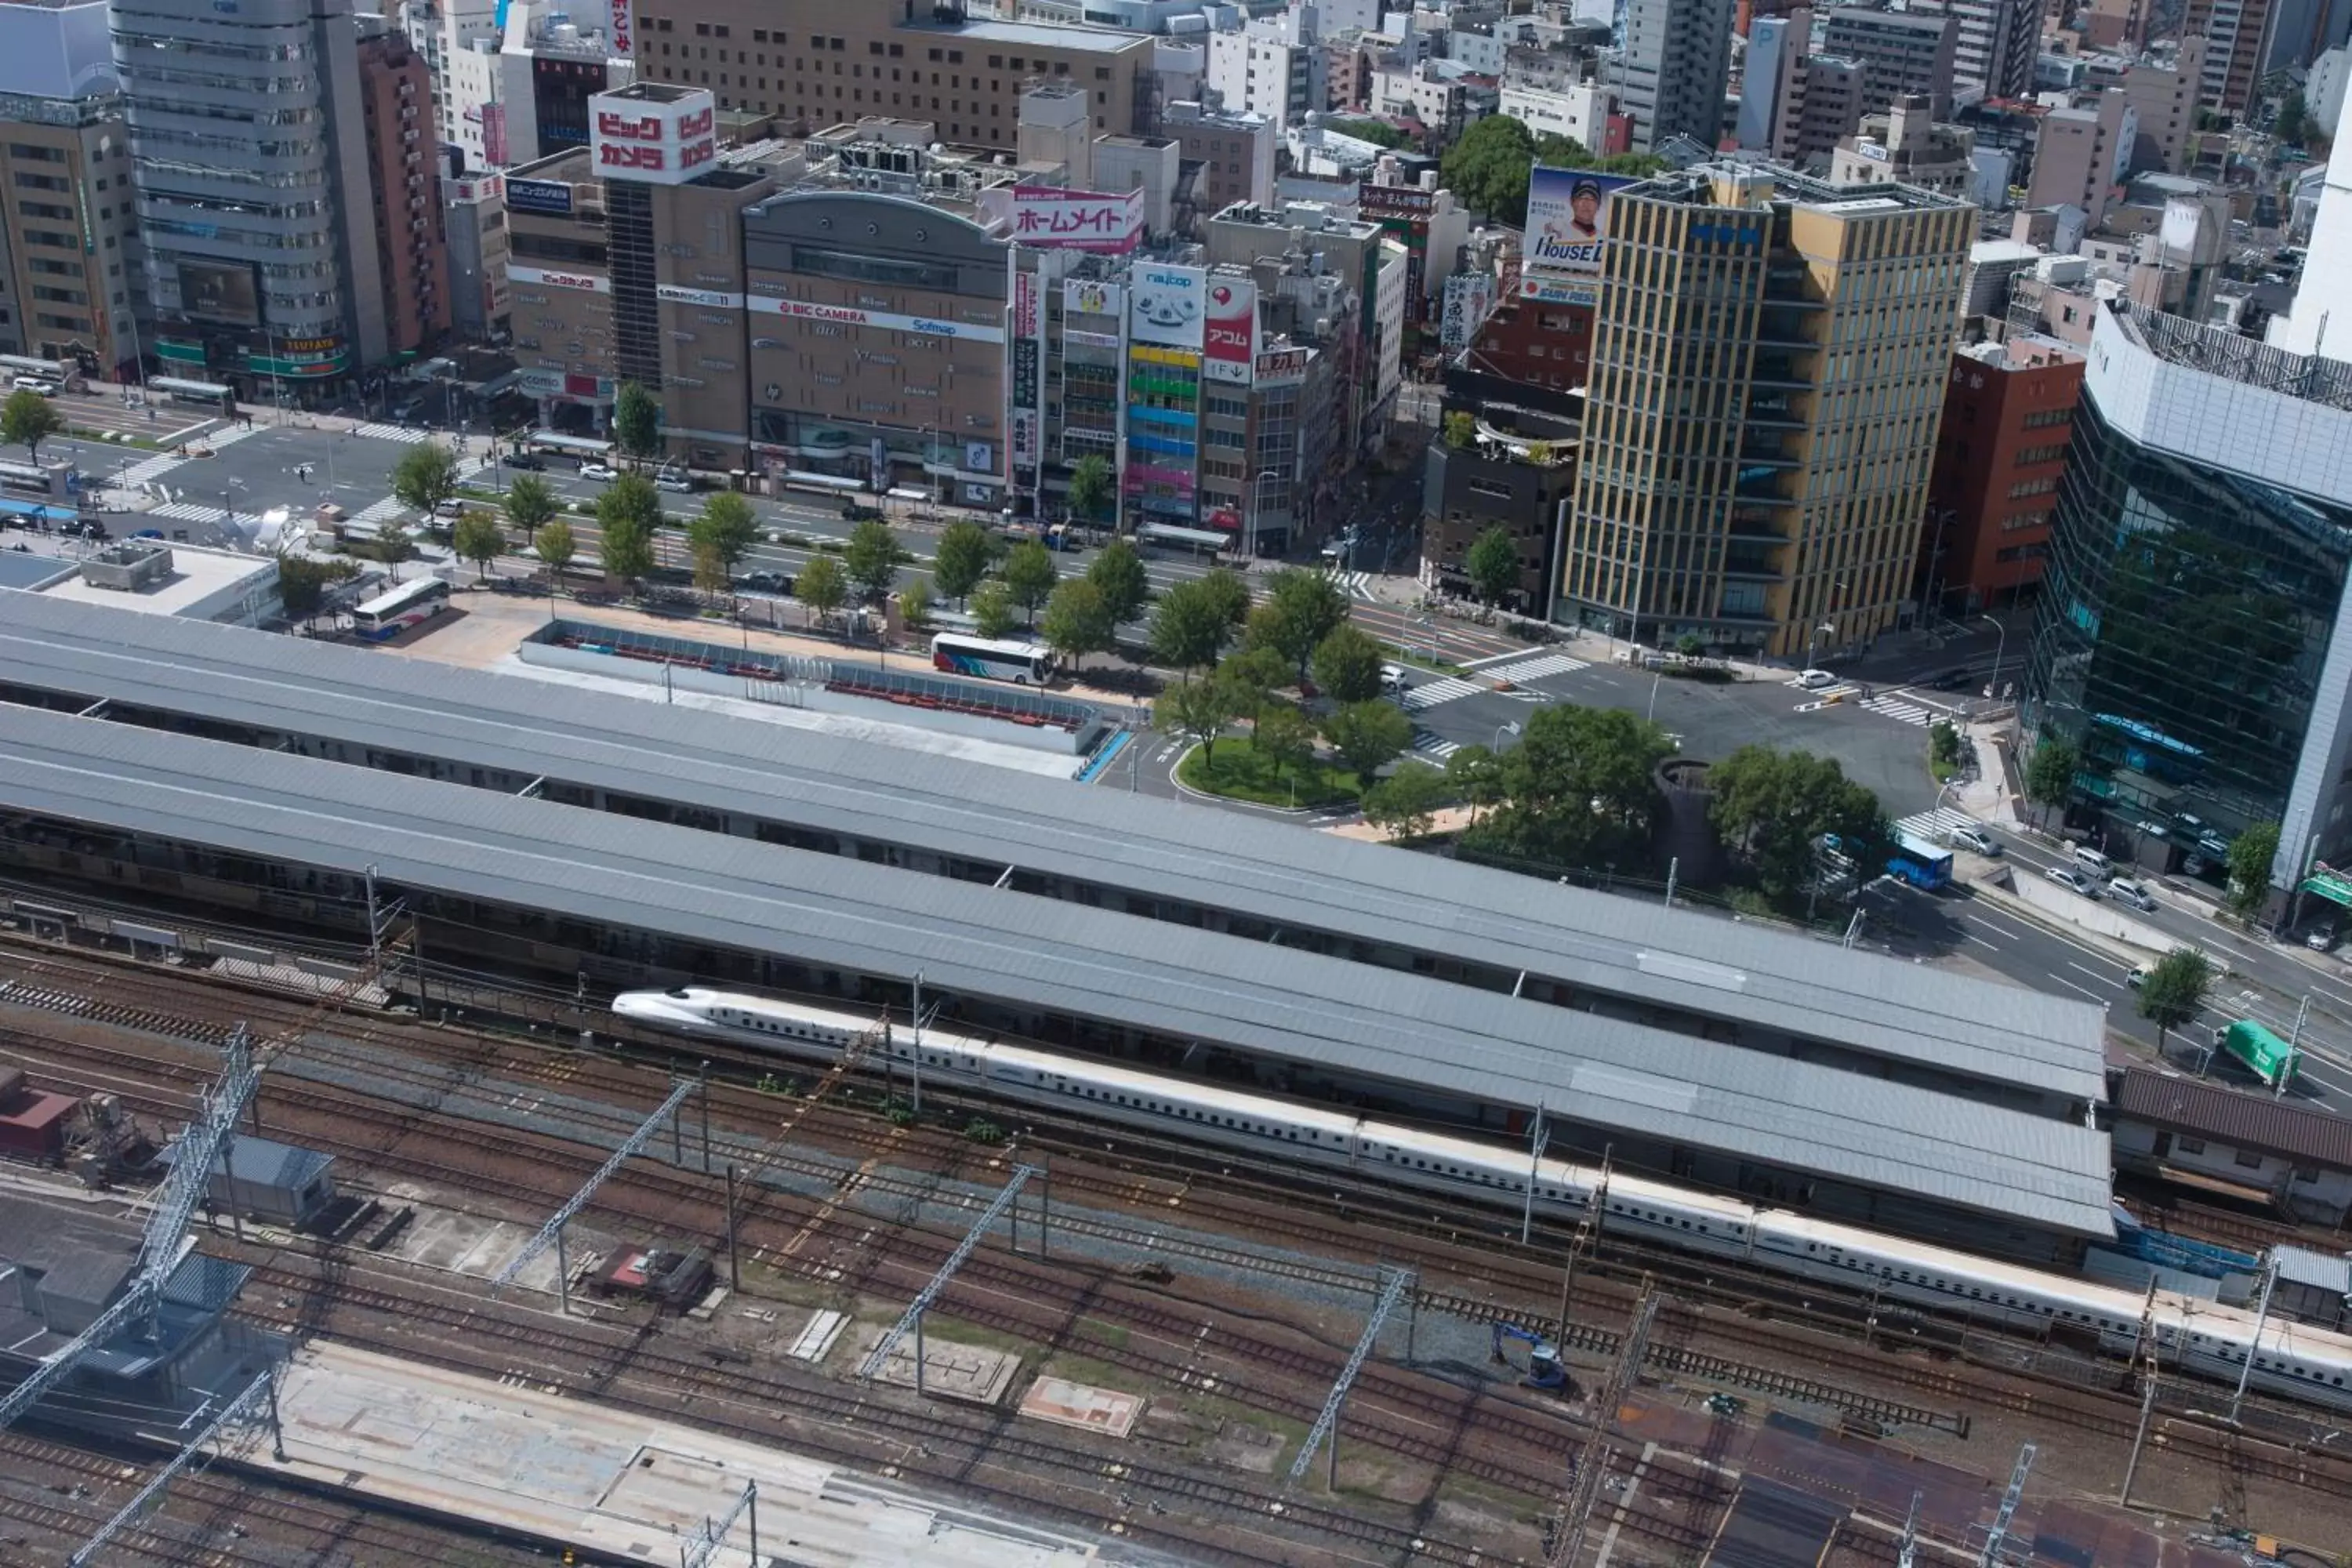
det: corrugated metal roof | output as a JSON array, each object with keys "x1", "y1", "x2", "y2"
[
  {"x1": 2273, "y1": 1243, "x2": 2352, "y2": 1294},
  {"x1": 0, "y1": 703, "x2": 2116, "y2": 1236},
  {"x1": 2114, "y1": 1065, "x2": 2352, "y2": 1169},
  {"x1": 0, "y1": 593, "x2": 2108, "y2": 1103}
]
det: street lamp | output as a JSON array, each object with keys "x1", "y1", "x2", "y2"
[
  {"x1": 1982, "y1": 613, "x2": 2010, "y2": 706},
  {"x1": 1495, "y1": 720, "x2": 1520, "y2": 750}
]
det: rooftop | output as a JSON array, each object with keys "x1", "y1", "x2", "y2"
[
  {"x1": 0, "y1": 700, "x2": 2116, "y2": 1238},
  {"x1": 2115, "y1": 299, "x2": 2352, "y2": 412},
  {"x1": 33, "y1": 543, "x2": 275, "y2": 619},
  {"x1": 2113, "y1": 1065, "x2": 2352, "y2": 1169},
  {"x1": 895, "y1": 17, "x2": 1149, "y2": 55}
]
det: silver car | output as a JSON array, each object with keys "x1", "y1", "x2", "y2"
[{"x1": 2046, "y1": 866, "x2": 2103, "y2": 898}]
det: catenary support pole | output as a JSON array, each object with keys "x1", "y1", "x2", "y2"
[{"x1": 726, "y1": 1163, "x2": 741, "y2": 1291}]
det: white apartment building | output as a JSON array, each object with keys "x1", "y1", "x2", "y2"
[{"x1": 1207, "y1": 5, "x2": 1327, "y2": 133}]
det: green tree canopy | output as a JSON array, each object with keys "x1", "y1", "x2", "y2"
[
  {"x1": 1708, "y1": 744, "x2": 1890, "y2": 903},
  {"x1": 1323, "y1": 699, "x2": 1414, "y2": 780},
  {"x1": 1443, "y1": 410, "x2": 1479, "y2": 449},
  {"x1": 452, "y1": 509, "x2": 505, "y2": 580},
  {"x1": 0, "y1": 388, "x2": 64, "y2": 463},
  {"x1": 1158, "y1": 675, "x2": 1236, "y2": 764},
  {"x1": 1312, "y1": 623, "x2": 1386, "y2": 703},
  {"x1": 1197, "y1": 566, "x2": 1253, "y2": 630},
  {"x1": 796, "y1": 554, "x2": 847, "y2": 621},
  {"x1": 1473, "y1": 703, "x2": 1674, "y2": 866},
  {"x1": 390, "y1": 440, "x2": 463, "y2": 517},
  {"x1": 370, "y1": 522, "x2": 413, "y2": 566},
  {"x1": 1039, "y1": 578, "x2": 1114, "y2": 666},
  {"x1": 1364, "y1": 761, "x2": 1454, "y2": 840},
  {"x1": 1442, "y1": 114, "x2": 1539, "y2": 223},
  {"x1": 1000, "y1": 539, "x2": 1059, "y2": 625},
  {"x1": 933, "y1": 519, "x2": 993, "y2": 605},
  {"x1": 1245, "y1": 566, "x2": 1352, "y2": 679},
  {"x1": 1085, "y1": 538, "x2": 1151, "y2": 626},
  {"x1": 1212, "y1": 644, "x2": 1290, "y2": 725},
  {"x1": 2025, "y1": 735, "x2": 2078, "y2": 825},
  {"x1": 1327, "y1": 117, "x2": 1414, "y2": 149},
  {"x1": 534, "y1": 517, "x2": 575, "y2": 591},
  {"x1": 1067, "y1": 454, "x2": 1116, "y2": 522},
  {"x1": 2139, "y1": 947, "x2": 2214, "y2": 1056},
  {"x1": 2228, "y1": 820, "x2": 2281, "y2": 916},
  {"x1": 593, "y1": 475, "x2": 661, "y2": 587},
  {"x1": 1445, "y1": 742, "x2": 1506, "y2": 826},
  {"x1": 1465, "y1": 525, "x2": 1519, "y2": 606},
  {"x1": 1251, "y1": 702, "x2": 1316, "y2": 783},
  {"x1": 842, "y1": 517, "x2": 902, "y2": 601},
  {"x1": 970, "y1": 579, "x2": 1019, "y2": 639},
  {"x1": 1149, "y1": 576, "x2": 1235, "y2": 675},
  {"x1": 274, "y1": 552, "x2": 359, "y2": 622},
  {"x1": 898, "y1": 575, "x2": 933, "y2": 629},
  {"x1": 687, "y1": 491, "x2": 760, "y2": 576},
  {"x1": 612, "y1": 381, "x2": 661, "y2": 461},
  {"x1": 503, "y1": 474, "x2": 560, "y2": 542}
]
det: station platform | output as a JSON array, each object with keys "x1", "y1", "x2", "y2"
[{"x1": 243, "y1": 1341, "x2": 1113, "y2": 1567}]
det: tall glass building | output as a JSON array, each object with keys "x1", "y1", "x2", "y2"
[{"x1": 2026, "y1": 301, "x2": 2352, "y2": 892}]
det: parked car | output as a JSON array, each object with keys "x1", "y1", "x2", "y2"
[
  {"x1": 579, "y1": 461, "x2": 619, "y2": 481},
  {"x1": 738, "y1": 570, "x2": 792, "y2": 593},
  {"x1": 2308, "y1": 924, "x2": 2339, "y2": 953},
  {"x1": 655, "y1": 470, "x2": 694, "y2": 494},
  {"x1": 1797, "y1": 668, "x2": 1839, "y2": 690},
  {"x1": 2107, "y1": 877, "x2": 2159, "y2": 912},
  {"x1": 1929, "y1": 666, "x2": 1973, "y2": 691},
  {"x1": 504, "y1": 452, "x2": 546, "y2": 470},
  {"x1": 1943, "y1": 822, "x2": 2002, "y2": 857},
  {"x1": 2046, "y1": 865, "x2": 2103, "y2": 898}
]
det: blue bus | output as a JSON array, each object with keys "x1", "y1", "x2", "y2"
[{"x1": 1887, "y1": 831, "x2": 1954, "y2": 890}]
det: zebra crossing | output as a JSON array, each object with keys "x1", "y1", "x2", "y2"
[
  {"x1": 1860, "y1": 691, "x2": 1937, "y2": 728},
  {"x1": 1895, "y1": 806, "x2": 1983, "y2": 844},
  {"x1": 352, "y1": 423, "x2": 432, "y2": 443},
  {"x1": 144, "y1": 500, "x2": 232, "y2": 524},
  {"x1": 1484, "y1": 652, "x2": 1589, "y2": 684},
  {"x1": 1334, "y1": 570, "x2": 1380, "y2": 601},
  {"x1": 1410, "y1": 729, "x2": 1461, "y2": 762},
  {"x1": 1398, "y1": 675, "x2": 1486, "y2": 711},
  {"x1": 114, "y1": 422, "x2": 261, "y2": 486}
]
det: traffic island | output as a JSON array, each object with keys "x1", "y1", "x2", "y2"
[{"x1": 1174, "y1": 736, "x2": 1363, "y2": 810}]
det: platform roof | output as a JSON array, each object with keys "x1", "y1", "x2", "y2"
[
  {"x1": 0, "y1": 705, "x2": 2114, "y2": 1237},
  {"x1": 0, "y1": 593, "x2": 2109, "y2": 1106}
]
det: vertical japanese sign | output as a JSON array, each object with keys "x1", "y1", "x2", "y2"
[
  {"x1": 1203, "y1": 277, "x2": 1256, "y2": 384},
  {"x1": 1009, "y1": 266, "x2": 1041, "y2": 474}
]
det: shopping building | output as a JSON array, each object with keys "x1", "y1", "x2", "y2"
[
  {"x1": 1558, "y1": 164, "x2": 1972, "y2": 658},
  {"x1": 2026, "y1": 301, "x2": 2352, "y2": 895}
]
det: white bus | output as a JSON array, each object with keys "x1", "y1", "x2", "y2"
[
  {"x1": 930, "y1": 632, "x2": 1056, "y2": 685},
  {"x1": 353, "y1": 576, "x2": 450, "y2": 640}
]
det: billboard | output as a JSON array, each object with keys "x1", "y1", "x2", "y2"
[
  {"x1": 1356, "y1": 182, "x2": 1436, "y2": 218},
  {"x1": 1203, "y1": 276, "x2": 1255, "y2": 385},
  {"x1": 1129, "y1": 264, "x2": 1205, "y2": 349},
  {"x1": 1064, "y1": 278, "x2": 1123, "y2": 318},
  {"x1": 1009, "y1": 269, "x2": 1041, "y2": 472},
  {"x1": 1520, "y1": 272, "x2": 1597, "y2": 305},
  {"x1": 590, "y1": 87, "x2": 717, "y2": 186},
  {"x1": 1525, "y1": 166, "x2": 1634, "y2": 274},
  {"x1": 609, "y1": 0, "x2": 631, "y2": 55},
  {"x1": 176, "y1": 259, "x2": 260, "y2": 327},
  {"x1": 1003, "y1": 186, "x2": 1144, "y2": 252},
  {"x1": 745, "y1": 294, "x2": 1005, "y2": 343},
  {"x1": 1441, "y1": 271, "x2": 1497, "y2": 350},
  {"x1": 506, "y1": 176, "x2": 573, "y2": 216}
]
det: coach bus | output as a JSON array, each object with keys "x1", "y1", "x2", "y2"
[
  {"x1": 150, "y1": 376, "x2": 236, "y2": 415},
  {"x1": 930, "y1": 632, "x2": 1056, "y2": 685},
  {"x1": 352, "y1": 576, "x2": 451, "y2": 641}
]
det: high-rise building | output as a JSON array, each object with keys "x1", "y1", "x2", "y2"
[
  {"x1": 2025, "y1": 89, "x2": 2136, "y2": 229},
  {"x1": 2270, "y1": 72, "x2": 2352, "y2": 363},
  {"x1": 1915, "y1": 0, "x2": 2038, "y2": 99},
  {"x1": 1559, "y1": 165, "x2": 1972, "y2": 657},
  {"x1": 1619, "y1": 0, "x2": 1735, "y2": 151},
  {"x1": 2026, "y1": 302, "x2": 2352, "y2": 897},
  {"x1": 0, "y1": 0, "x2": 141, "y2": 379},
  {"x1": 1820, "y1": 5, "x2": 1958, "y2": 116},
  {"x1": 113, "y1": 0, "x2": 387, "y2": 392},
  {"x1": 355, "y1": 24, "x2": 452, "y2": 359},
  {"x1": 2183, "y1": 0, "x2": 2280, "y2": 113},
  {"x1": 2118, "y1": 38, "x2": 2205, "y2": 175}
]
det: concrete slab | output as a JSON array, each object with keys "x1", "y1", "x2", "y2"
[
  {"x1": 382, "y1": 1203, "x2": 586, "y2": 1296},
  {"x1": 789, "y1": 1308, "x2": 850, "y2": 1363},
  {"x1": 864, "y1": 1330, "x2": 1021, "y2": 1406},
  {"x1": 1202, "y1": 1421, "x2": 1283, "y2": 1475},
  {"x1": 252, "y1": 1341, "x2": 1110, "y2": 1567},
  {"x1": 1018, "y1": 1378, "x2": 1142, "y2": 1439}
]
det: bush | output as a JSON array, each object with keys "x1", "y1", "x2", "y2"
[{"x1": 964, "y1": 1118, "x2": 1007, "y2": 1145}]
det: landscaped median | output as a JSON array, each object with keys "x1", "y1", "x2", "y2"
[{"x1": 1173, "y1": 733, "x2": 1366, "y2": 809}]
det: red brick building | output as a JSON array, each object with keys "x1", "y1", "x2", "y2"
[
  {"x1": 356, "y1": 27, "x2": 452, "y2": 359},
  {"x1": 1458, "y1": 285, "x2": 1595, "y2": 394},
  {"x1": 1921, "y1": 336, "x2": 2084, "y2": 615}
]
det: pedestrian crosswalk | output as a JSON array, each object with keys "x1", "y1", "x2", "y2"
[
  {"x1": 1334, "y1": 570, "x2": 1379, "y2": 601},
  {"x1": 1895, "y1": 806, "x2": 1982, "y2": 844},
  {"x1": 353, "y1": 493, "x2": 407, "y2": 524},
  {"x1": 145, "y1": 500, "x2": 228, "y2": 524},
  {"x1": 1398, "y1": 675, "x2": 1485, "y2": 711},
  {"x1": 114, "y1": 422, "x2": 261, "y2": 487},
  {"x1": 1484, "y1": 652, "x2": 1589, "y2": 685},
  {"x1": 1410, "y1": 729, "x2": 1461, "y2": 762},
  {"x1": 353, "y1": 423, "x2": 432, "y2": 443},
  {"x1": 1860, "y1": 691, "x2": 1936, "y2": 727}
]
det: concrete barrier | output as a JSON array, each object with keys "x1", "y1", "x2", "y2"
[{"x1": 1987, "y1": 867, "x2": 2205, "y2": 961}]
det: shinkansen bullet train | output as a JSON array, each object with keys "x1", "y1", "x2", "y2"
[{"x1": 615, "y1": 985, "x2": 2352, "y2": 1412}]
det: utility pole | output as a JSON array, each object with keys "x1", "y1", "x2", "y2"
[
  {"x1": 1976, "y1": 1443, "x2": 2037, "y2": 1567},
  {"x1": 1548, "y1": 1282, "x2": 1658, "y2": 1568},
  {"x1": 1558, "y1": 1145, "x2": 1612, "y2": 1338},
  {"x1": 2230, "y1": 1250, "x2": 2278, "y2": 1422}
]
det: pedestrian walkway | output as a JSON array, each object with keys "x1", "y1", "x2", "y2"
[
  {"x1": 1860, "y1": 691, "x2": 1937, "y2": 727},
  {"x1": 1398, "y1": 674, "x2": 1485, "y2": 711},
  {"x1": 1485, "y1": 652, "x2": 1588, "y2": 684},
  {"x1": 1409, "y1": 728, "x2": 1460, "y2": 762},
  {"x1": 1893, "y1": 805, "x2": 1985, "y2": 844},
  {"x1": 353, "y1": 423, "x2": 432, "y2": 444}
]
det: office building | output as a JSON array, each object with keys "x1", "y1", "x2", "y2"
[
  {"x1": 355, "y1": 24, "x2": 452, "y2": 359},
  {"x1": 1829, "y1": 95, "x2": 1976, "y2": 195},
  {"x1": 1735, "y1": 9, "x2": 1868, "y2": 163},
  {"x1": 2267, "y1": 0, "x2": 2352, "y2": 71},
  {"x1": 1919, "y1": 336, "x2": 2082, "y2": 614},
  {"x1": 2184, "y1": 0, "x2": 2278, "y2": 112},
  {"x1": 1498, "y1": 82, "x2": 1622, "y2": 151},
  {"x1": 1422, "y1": 429, "x2": 1578, "y2": 614},
  {"x1": 1559, "y1": 165, "x2": 1971, "y2": 657},
  {"x1": 630, "y1": 1, "x2": 1153, "y2": 153},
  {"x1": 2026, "y1": 89, "x2": 2136, "y2": 230},
  {"x1": 1164, "y1": 99, "x2": 1275, "y2": 223},
  {"x1": 1915, "y1": 0, "x2": 2038, "y2": 98},
  {"x1": 1820, "y1": 5, "x2": 1958, "y2": 116},
  {"x1": 0, "y1": 0, "x2": 140, "y2": 379},
  {"x1": 2027, "y1": 302, "x2": 2352, "y2": 895},
  {"x1": 1619, "y1": 0, "x2": 1735, "y2": 151},
  {"x1": 2118, "y1": 38, "x2": 2204, "y2": 176},
  {"x1": 114, "y1": 0, "x2": 387, "y2": 392}
]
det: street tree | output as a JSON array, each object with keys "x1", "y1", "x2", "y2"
[
  {"x1": 534, "y1": 517, "x2": 575, "y2": 593},
  {"x1": 970, "y1": 579, "x2": 1019, "y2": 639},
  {"x1": 1067, "y1": 453, "x2": 1115, "y2": 524},
  {"x1": 1040, "y1": 579, "x2": 1115, "y2": 667},
  {"x1": 1464, "y1": 525, "x2": 1519, "y2": 606},
  {"x1": 594, "y1": 475, "x2": 661, "y2": 589},
  {"x1": 842, "y1": 517, "x2": 902, "y2": 601},
  {"x1": 1440, "y1": 113, "x2": 1537, "y2": 223},
  {"x1": 1445, "y1": 743, "x2": 1505, "y2": 826},
  {"x1": 452, "y1": 509, "x2": 505, "y2": 580},
  {"x1": 1212, "y1": 644, "x2": 1289, "y2": 724},
  {"x1": 1312, "y1": 623, "x2": 1386, "y2": 702},
  {"x1": 1475, "y1": 703, "x2": 1674, "y2": 866},
  {"x1": 503, "y1": 474, "x2": 559, "y2": 543},
  {"x1": 612, "y1": 381, "x2": 661, "y2": 464},
  {"x1": 933, "y1": 521, "x2": 993, "y2": 606},
  {"x1": 2227, "y1": 821, "x2": 2281, "y2": 916},
  {"x1": 1363, "y1": 762, "x2": 1452, "y2": 840},
  {"x1": 390, "y1": 440, "x2": 463, "y2": 517},
  {"x1": 1149, "y1": 577, "x2": 1232, "y2": 676},
  {"x1": 1085, "y1": 538, "x2": 1151, "y2": 626},
  {"x1": 898, "y1": 575, "x2": 934, "y2": 629},
  {"x1": 2024, "y1": 735, "x2": 2078, "y2": 826},
  {"x1": 1000, "y1": 539, "x2": 1058, "y2": 625},
  {"x1": 371, "y1": 521, "x2": 414, "y2": 567},
  {"x1": 1251, "y1": 700, "x2": 1316, "y2": 786},
  {"x1": 1158, "y1": 675, "x2": 1236, "y2": 765},
  {"x1": 1, "y1": 388, "x2": 64, "y2": 464},
  {"x1": 1708, "y1": 743, "x2": 1890, "y2": 904},
  {"x1": 690, "y1": 539, "x2": 731, "y2": 593},
  {"x1": 688, "y1": 490, "x2": 760, "y2": 577},
  {"x1": 796, "y1": 554, "x2": 848, "y2": 623},
  {"x1": 1324, "y1": 699, "x2": 1414, "y2": 781},
  {"x1": 272, "y1": 552, "x2": 358, "y2": 624},
  {"x1": 1247, "y1": 566, "x2": 1351, "y2": 680},
  {"x1": 1198, "y1": 566, "x2": 1253, "y2": 630},
  {"x1": 2138, "y1": 947, "x2": 2214, "y2": 1058}
]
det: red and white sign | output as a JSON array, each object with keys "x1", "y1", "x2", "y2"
[
  {"x1": 610, "y1": 0, "x2": 633, "y2": 56},
  {"x1": 981, "y1": 186, "x2": 1145, "y2": 252},
  {"x1": 508, "y1": 263, "x2": 610, "y2": 293},
  {"x1": 588, "y1": 87, "x2": 717, "y2": 187},
  {"x1": 1203, "y1": 276, "x2": 1255, "y2": 385}
]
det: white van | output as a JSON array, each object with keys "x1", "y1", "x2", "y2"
[{"x1": 2071, "y1": 845, "x2": 2114, "y2": 880}]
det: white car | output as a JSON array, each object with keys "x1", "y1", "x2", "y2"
[
  {"x1": 1944, "y1": 823, "x2": 2002, "y2": 857},
  {"x1": 579, "y1": 461, "x2": 619, "y2": 481},
  {"x1": 1797, "y1": 668, "x2": 1839, "y2": 690},
  {"x1": 432, "y1": 498, "x2": 466, "y2": 519},
  {"x1": 655, "y1": 471, "x2": 693, "y2": 493},
  {"x1": 2046, "y1": 865, "x2": 2103, "y2": 898}
]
